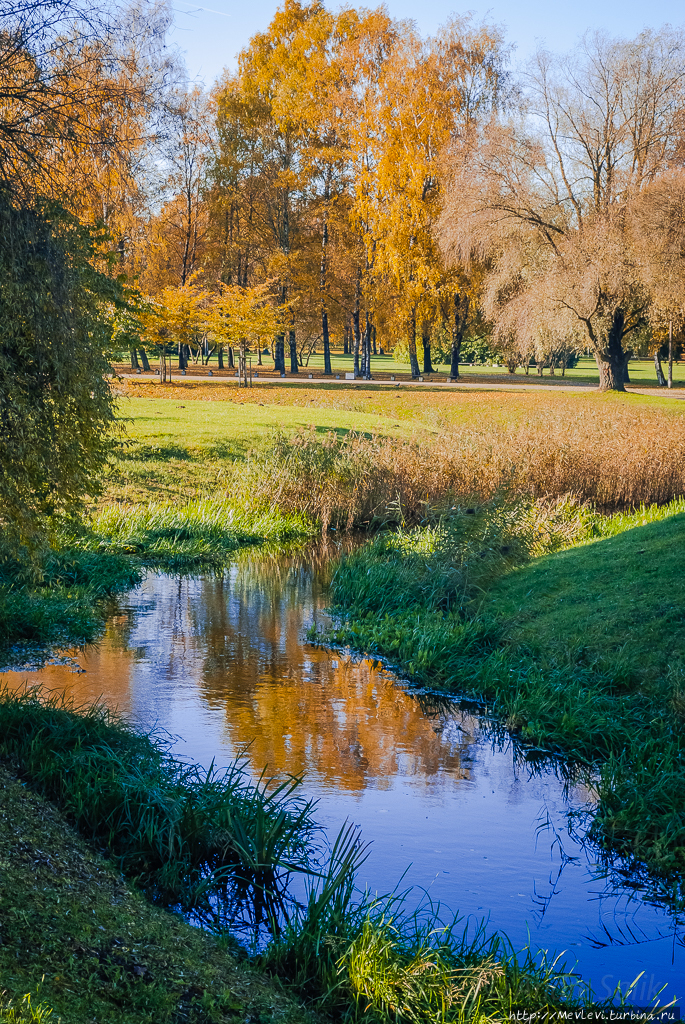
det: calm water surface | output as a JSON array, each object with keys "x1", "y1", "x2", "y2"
[{"x1": 3, "y1": 542, "x2": 683, "y2": 1002}]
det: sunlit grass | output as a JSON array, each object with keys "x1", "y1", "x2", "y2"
[{"x1": 81, "y1": 498, "x2": 313, "y2": 570}]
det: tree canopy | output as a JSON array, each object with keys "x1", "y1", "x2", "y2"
[
  {"x1": 0, "y1": 196, "x2": 119, "y2": 540},
  {"x1": 439, "y1": 29, "x2": 685, "y2": 390}
]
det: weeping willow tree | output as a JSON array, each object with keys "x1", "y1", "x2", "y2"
[{"x1": 0, "y1": 194, "x2": 119, "y2": 542}]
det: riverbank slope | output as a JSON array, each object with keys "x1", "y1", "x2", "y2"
[
  {"x1": 324, "y1": 502, "x2": 685, "y2": 883},
  {"x1": 0, "y1": 762, "x2": 317, "y2": 1024}
]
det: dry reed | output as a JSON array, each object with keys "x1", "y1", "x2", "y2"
[{"x1": 237, "y1": 399, "x2": 685, "y2": 529}]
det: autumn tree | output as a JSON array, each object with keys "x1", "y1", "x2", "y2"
[
  {"x1": 440, "y1": 29, "x2": 685, "y2": 391},
  {"x1": 0, "y1": 0, "x2": 179, "y2": 213},
  {"x1": 229, "y1": 1, "x2": 328, "y2": 374},
  {"x1": 205, "y1": 283, "x2": 282, "y2": 379},
  {"x1": 139, "y1": 87, "x2": 212, "y2": 293},
  {"x1": 207, "y1": 78, "x2": 273, "y2": 291},
  {"x1": 0, "y1": 0, "x2": 180, "y2": 537},
  {"x1": 353, "y1": 15, "x2": 506, "y2": 377}
]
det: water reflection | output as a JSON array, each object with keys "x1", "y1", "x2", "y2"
[{"x1": 3, "y1": 541, "x2": 683, "y2": 1001}]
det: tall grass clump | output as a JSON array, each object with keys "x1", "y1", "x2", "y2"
[
  {"x1": 0, "y1": 686, "x2": 319, "y2": 921},
  {"x1": 260, "y1": 866, "x2": 597, "y2": 1019},
  {"x1": 236, "y1": 413, "x2": 685, "y2": 534},
  {"x1": 0, "y1": 541, "x2": 142, "y2": 658},
  {"x1": 0, "y1": 995, "x2": 54, "y2": 1024},
  {"x1": 329, "y1": 497, "x2": 595, "y2": 617},
  {"x1": 78, "y1": 497, "x2": 314, "y2": 570}
]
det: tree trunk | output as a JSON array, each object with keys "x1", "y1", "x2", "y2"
[
  {"x1": 450, "y1": 293, "x2": 467, "y2": 379},
  {"x1": 130, "y1": 348, "x2": 139, "y2": 370},
  {"x1": 320, "y1": 199, "x2": 332, "y2": 375},
  {"x1": 536, "y1": 361, "x2": 544, "y2": 376},
  {"x1": 372, "y1": 326, "x2": 377, "y2": 356},
  {"x1": 322, "y1": 309, "x2": 331, "y2": 374},
  {"x1": 274, "y1": 276, "x2": 288, "y2": 374},
  {"x1": 228, "y1": 346, "x2": 235, "y2": 369},
  {"x1": 289, "y1": 329, "x2": 299, "y2": 373},
  {"x1": 363, "y1": 312, "x2": 372, "y2": 379},
  {"x1": 422, "y1": 321, "x2": 434, "y2": 373},
  {"x1": 257, "y1": 342, "x2": 262, "y2": 366},
  {"x1": 594, "y1": 308, "x2": 630, "y2": 392},
  {"x1": 178, "y1": 342, "x2": 186, "y2": 371},
  {"x1": 343, "y1": 325, "x2": 349, "y2": 355},
  {"x1": 408, "y1": 309, "x2": 420, "y2": 378},
  {"x1": 353, "y1": 269, "x2": 361, "y2": 377},
  {"x1": 139, "y1": 348, "x2": 150, "y2": 371},
  {"x1": 217, "y1": 345, "x2": 224, "y2": 369},
  {"x1": 595, "y1": 356, "x2": 628, "y2": 390},
  {"x1": 274, "y1": 335, "x2": 286, "y2": 373},
  {"x1": 669, "y1": 320, "x2": 673, "y2": 389},
  {"x1": 654, "y1": 351, "x2": 667, "y2": 385}
]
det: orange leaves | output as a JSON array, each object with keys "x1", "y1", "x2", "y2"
[
  {"x1": 206, "y1": 283, "x2": 283, "y2": 347},
  {"x1": 137, "y1": 281, "x2": 283, "y2": 352}
]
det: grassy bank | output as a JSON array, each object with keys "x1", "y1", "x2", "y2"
[
  {"x1": 0, "y1": 758, "x2": 319, "y2": 1024},
  {"x1": 0, "y1": 545, "x2": 143, "y2": 662},
  {"x1": 10, "y1": 379, "x2": 685, "y2": 663},
  {"x1": 0, "y1": 689, "x2": 611, "y2": 1020},
  {"x1": 318, "y1": 498, "x2": 685, "y2": 884}
]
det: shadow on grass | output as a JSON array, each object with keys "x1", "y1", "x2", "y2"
[{"x1": 119, "y1": 442, "x2": 192, "y2": 461}]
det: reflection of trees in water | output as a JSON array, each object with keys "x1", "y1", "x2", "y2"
[
  {"x1": 76, "y1": 542, "x2": 477, "y2": 791},
  {"x1": 200, "y1": 645, "x2": 475, "y2": 792},
  {"x1": 29, "y1": 540, "x2": 685, "y2": 953},
  {"x1": 184, "y1": 543, "x2": 477, "y2": 790},
  {"x1": 231, "y1": 534, "x2": 362, "y2": 589},
  {"x1": 5, "y1": 545, "x2": 683, "y2": 975}
]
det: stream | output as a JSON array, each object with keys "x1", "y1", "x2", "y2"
[{"x1": 3, "y1": 541, "x2": 683, "y2": 1002}]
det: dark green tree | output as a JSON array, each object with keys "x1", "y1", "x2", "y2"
[{"x1": 0, "y1": 194, "x2": 119, "y2": 541}]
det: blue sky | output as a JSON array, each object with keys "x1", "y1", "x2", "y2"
[{"x1": 170, "y1": 0, "x2": 685, "y2": 87}]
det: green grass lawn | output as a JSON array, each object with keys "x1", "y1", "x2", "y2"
[
  {"x1": 0, "y1": 763, "x2": 318, "y2": 1024},
  {"x1": 116, "y1": 393, "x2": 410, "y2": 449},
  {"x1": 487, "y1": 508, "x2": 685, "y2": 677},
  {"x1": 107, "y1": 393, "x2": 415, "y2": 504}
]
